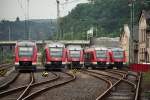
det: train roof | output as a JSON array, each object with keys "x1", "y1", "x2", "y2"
[
  {"x1": 46, "y1": 42, "x2": 65, "y2": 48},
  {"x1": 67, "y1": 45, "x2": 82, "y2": 50},
  {"x1": 111, "y1": 48, "x2": 124, "y2": 51},
  {"x1": 17, "y1": 41, "x2": 36, "y2": 46},
  {"x1": 94, "y1": 47, "x2": 108, "y2": 50},
  {"x1": 84, "y1": 47, "x2": 108, "y2": 52}
]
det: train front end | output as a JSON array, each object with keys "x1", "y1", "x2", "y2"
[
  {"x1": 67, "y1": 45, "x2": 84, "y2": 69},
  {"x1": 44, "y1": 42, "x2": 66, "y2": 70},
  {"x1": 14, "y1": 41, "x2": 37, "y2": 71},
  {"x1": 110, "y1": 48, "x2": 126, "y2": 69},
  {"x1": 95, "y1": 47, "x2": 110, "y2": 68}
]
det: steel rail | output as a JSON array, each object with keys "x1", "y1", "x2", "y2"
[
  {"x1": 108, "y1": 69, "x2": 138, "y2": 78},
  {"x1": 17, "y1": 72, "x2": 35, "y2": 100},
  {"x1": 0, "y1": 72, "x2": 59, "y2": 97},
  {"x1": 134, "y1": 72, "x2": 142, "y2": 100},
  {"x1": 102, "y1": 70, "x2": 136, "y2": 88},
  {"x1": 95, "y1": 71, "x2": 128, "y2": 100},
  {"x1": 92, "y1": 69, "x2": 138, "y2": 100},
  {"x1": 0, "y1": 63, "x2": 13, "y2": 70},
  {"x1": 0, "y1": 72, "x2": 20, "y2": 89},
  {"x1": 22, "y1": 71, "x2": 76, "y2": 100},
  {"x1": 81, "y1": 70, "x2": 113, "y2": 87}
]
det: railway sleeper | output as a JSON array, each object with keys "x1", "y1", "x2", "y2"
[
  {"x1": 107, "y1": 95, "x2": 133, "y2": 100},
  {"x1": 110, "y1": 92, "x2": 134, "y2": 96}
]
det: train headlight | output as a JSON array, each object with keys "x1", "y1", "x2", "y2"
[
  {"x1": 47, "y1": 62, "x2": 51, "y2": 64},
  {"x1": 92, "y1": 62, "x2": 97, "y2": 64},
  {"x1": 15, "y1": 62, "x2": 19, "y2": 65},
  {"x1": 62, "y1": 62, "x2": 66, "y2": 64},
  {"x1": 80, "y1": 62, "x2": 84, "y2": 64},
  {"x1": 106, "y1": 62, "x2": 109, "y2": 64},
  {"x1": 32, "y1": 62, "x2": 37, "y2": 65},
  {"x1": 67, "y1": 62, "x2": 71, "y2": 64}
]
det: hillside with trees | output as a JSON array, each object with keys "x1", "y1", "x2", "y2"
[
  {"x1": 60, "y1": 0, "x2": 150, "y2": 40},
  {"x1": 0, "y1": 0, "x2": 150, "y2": 40},
  {"x1": 0, "y1": 18, "x2": 57, "y2": 40}
]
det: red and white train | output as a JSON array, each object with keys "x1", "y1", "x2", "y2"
[
  {"x1": 84, "y1": 47, "x2": 110, "y2": 69},
  {"x1": 109, "y1": 48, "x2": 127, "y2": 69},
  {"x1": 14, "y1": 41, "x2": 37, "y2": 71},
  {"x1": 66, "y1": 45, "x2": 84, "y2": 68},
  {"x1": 43, "y1": 42, "x2": 67, "y2": 70}
]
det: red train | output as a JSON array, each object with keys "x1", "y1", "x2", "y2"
[
  {"x1": 66, "y1": 45, "x2": 84, "y2": 68},
  {"x1": 109, "y1": 48, "x2": 126, "y2": 69},
  {"x1": 43, "y1": 42, "x2": 67, "y2": 70},
  {"x1": 14, "y1": 41, "x2": 37, "y2": 71},
  {"x1": 84, "y1": 47, "x2": 110, "y2": 69}
]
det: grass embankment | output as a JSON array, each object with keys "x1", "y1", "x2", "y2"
[{"x1": 143, "y1": 71, "x2": 150, "y2": 84}]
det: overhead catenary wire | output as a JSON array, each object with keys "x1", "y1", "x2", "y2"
[{"x1": 17, "y1": 0, "x2": 30, "y2": 40}]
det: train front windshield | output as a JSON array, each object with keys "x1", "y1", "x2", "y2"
[
  {"x1": 113, "y1": 51, "x2": 123, "y2": 59},
  {"x1": 96, "y1": 50, "x2": 107, "y2": 58},
  {"x1": 19, "y1": 47, "x2": 33, "y2": 57},
  {"x1": 69, "y1": 50, "x2": 80, "y2": 58},
  {"x1": 49, "y1": 48, "x2": 63, "y2": 57}
]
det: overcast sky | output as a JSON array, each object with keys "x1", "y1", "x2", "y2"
[{"x1": 0, "y1": 0, "x2": 88, "y2": 21}]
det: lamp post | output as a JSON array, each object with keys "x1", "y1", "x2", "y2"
[
  {"x1": 8, "y1": 26, "x2": 11, "y2": 41},
  {"x1": 56, "y1": 0, "x2": 60, "y2": 40},
  {"x1": 128, "y1": 0, "x2": 135, "y2": 64}
]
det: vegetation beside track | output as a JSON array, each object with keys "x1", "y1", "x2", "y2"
[
  {"x1": 143, "y1": 71, "x2": 150, "y2": 84},
  {"x1": 142, "y1": 71, "x2": 150, "y2": 99}
]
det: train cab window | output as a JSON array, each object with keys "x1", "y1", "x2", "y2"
[
  {"x1": 113, "y1": 51, "x2": 123, "y2": 58},
  {"x1": 19, "y1": 46, "x2": 33, "y2": 57},
  {"x1": 69, "y1": 50, "x2": 80, "y2": 58},
  {"x1": 49, "y1": 48, "x2": 63, "y2": 57},
  {"x1": 96, "y1": 50, "x2": 107, "y2": 58}
]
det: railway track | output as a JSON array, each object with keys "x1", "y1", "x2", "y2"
[
  {"x1": 0, "y1": 72, "x2": 34, "y2": 100},
  {"x1": 0, "y1": 71, "x2": 19, "y2": 90},
  {"x1": 0, "y1": 71, "x2": 74, "y2": 100},
  {"x1": 21, "y1": 71, "x2": 76, "y2": 100},
  {"x1": 81, "y1": 69, "x2": 127, "y2": 99},
  {"x1": 0, "y1": 68, "x2": 141, "y2": 100},
  {"x1": 0, "y1": 72, "x2": 30, "y2": 92},
  {"x1": 0, "y1": 72, "x2": 59, "y2": 100},
  {"x1": 0, "y1": 63, "x2": 14, "y2": 76},
  {"x1": 90, "y1": 69, "x2": 141, "y2": 100}
]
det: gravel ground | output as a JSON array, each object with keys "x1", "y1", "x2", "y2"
[
  {"x1": 88, "y1": 70, "x2": 122, "y2": 84},
  {"x1": 0, "y1": 72, "x2": 30, "y2": 92},
  {"x1": 34, "y1": 71, "x2": 56, "y2": 83},
  {"x1": 0, "y1": 71, "x2": 18, "y2": 89},
  {"x1": 0, "y1": 71, "x2": 57, "y2": 99},
  {"x1": 32, "y1": 71, "x2": 108, "y2": 100},
  {"x1": 0, "y1": 67, "x2": 16, "y2": 85}
]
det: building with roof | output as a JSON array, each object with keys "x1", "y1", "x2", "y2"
[{"x1": 138, "y1": 10, "x2": 150, "y2": 63}]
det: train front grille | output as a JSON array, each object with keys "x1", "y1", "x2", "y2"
[
  {"x1": 19, "y1": 61, "x2": 32, "y2": 66},
  {"x1": 51, "y1": 61, "x2": 62, "y2": 65}
]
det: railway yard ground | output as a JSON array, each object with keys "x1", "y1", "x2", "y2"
[{"x1": 0, "y1": 66, "x2": 150, "y2": 100}]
